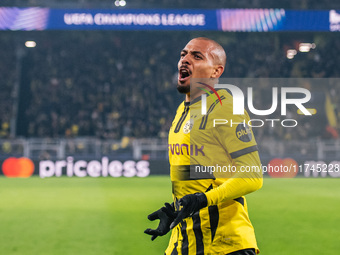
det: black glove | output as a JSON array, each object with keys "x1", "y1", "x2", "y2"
[
  {"x1": 170, "y1": 193, "x2": 207, "y2": 229},
  {"x1": 144, "y1": 203, "x2": 176, "y2": 241}
]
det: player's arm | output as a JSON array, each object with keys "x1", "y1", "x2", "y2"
[
  {"x1": 170, "y1": 151, "x2": 262, "y2": 229},
  {"x1": 204, "y1": 111, "x2": 263, "y2": 205},
  {"x1": 205, "y1": 150, "x2": 263, "y2": 206}
]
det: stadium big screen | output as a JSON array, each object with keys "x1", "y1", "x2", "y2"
[{"x1": 0, "y1": 1, "x2": 339, "y2": 254}]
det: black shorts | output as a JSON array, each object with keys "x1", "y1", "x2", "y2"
[{"x1": 227, "y1": 248, "x2": 256, "y2": 255}]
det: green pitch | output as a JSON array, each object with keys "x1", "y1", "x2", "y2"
[{"x1": 0, "y1": 176, "x2": 339, "y2": 254}]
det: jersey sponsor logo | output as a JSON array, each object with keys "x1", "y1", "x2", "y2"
[
  {"x1": 168, "y1": 143, "x2": 205, "y2": 156},
  {"x1": 236, "y1": 123, "x2": 252, "y2": 142},
  {"x1": 183, "y1": 119, "x2": 194, "y2": 134}
]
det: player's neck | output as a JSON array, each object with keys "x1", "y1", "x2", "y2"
[
  {"x1": 185, "y1": 90, "x2": 206, "y2": 102},
  {"x1": 185, "y1": 94, "x2": 190, "y2": 102}
]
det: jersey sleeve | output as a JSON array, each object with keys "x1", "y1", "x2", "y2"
[
  {"x1": 206, "y1": 107, "x2": 262, "y2": 206},
  {"x1": 211, "y1": 109, "x2": 258, "y2": 159},
  {"x1": 205, "y1": 151, "x2": 263, "y2": 206}
]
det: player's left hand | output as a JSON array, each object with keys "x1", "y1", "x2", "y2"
[{"x1": 170, "y1": 193, "x2": 207, "y2": 229}]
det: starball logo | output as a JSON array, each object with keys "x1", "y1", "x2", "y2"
[{"x1": 330, "y1": 10, "x2": 340, "y2": 31}]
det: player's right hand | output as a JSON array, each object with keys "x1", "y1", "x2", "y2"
[{"x1": 144, "y1": 203, "x2": 176, "y2": 241}]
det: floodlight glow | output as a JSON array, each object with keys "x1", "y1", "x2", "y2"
[
  {"x1": 115, "y1": 0, "x2": 126, "y2": 6},
  {"x1": 287, "y1": 49, "x2": 297, "y2": 55},
  {"x1": 299, "y1": 43, "x2": 316, "y2": 52},
  {"x1": 25, "y1": 41, "x2": 36, "y2": 48},
  {"x1": 299, "y1": 45, "x2": 310, "y2": 52},
  {"x1": 287, "y1": 49, "x2": 297, "y2": 59}
]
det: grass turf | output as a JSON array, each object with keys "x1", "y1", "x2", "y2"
[{"x1": 0, "y1": 176, "x2": 339, "y2": 254}]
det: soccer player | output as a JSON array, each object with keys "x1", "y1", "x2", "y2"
[{"x1": 145, "y1": 37, "x2": 263, "y2": 255}]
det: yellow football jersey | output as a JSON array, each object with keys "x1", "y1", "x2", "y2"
[{"x1": 166, "y1": 89, "x2": 262, "y2": 255}]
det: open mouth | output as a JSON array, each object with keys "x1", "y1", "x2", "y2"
[{"x1": 179, "y1": 68, "x2": 191, "y2": 82}]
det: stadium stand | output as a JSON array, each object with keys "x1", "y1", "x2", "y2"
[{"x1": 0, "y1": 31, "x2": 339, "y2": 140}]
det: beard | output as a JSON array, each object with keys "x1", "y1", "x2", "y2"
[{"x1": 177, "y1": 84, "x2": 190, "y2": 94}]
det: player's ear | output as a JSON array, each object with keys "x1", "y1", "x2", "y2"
[{"x1": 211, "y1": 65, "x2": 224, "y2": 78}]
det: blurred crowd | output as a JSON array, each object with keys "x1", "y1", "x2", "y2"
[
  {"x1": 0, "y1": 35, "x2": 16, "y2": 138},
  {"x1": 0, "y1": 31, "x2": 339, "y2": 141}
]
